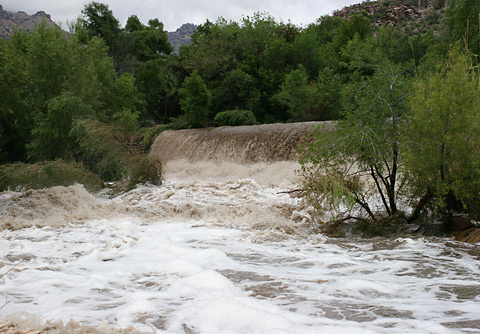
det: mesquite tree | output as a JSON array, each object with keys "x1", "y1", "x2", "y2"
[{"x1": 300, "y1": 40, "x2": 412, "y2": 222}]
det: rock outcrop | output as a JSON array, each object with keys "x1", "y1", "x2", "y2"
[
  {"x1": 333, "y1": 0, "x2": 447, "y2": 35},
  {"x1": 0, "y1": 5, "x2": 55, "y2": 38},
  {"x1": 167, "y1": 23, "x2": 197, "y2": 54}
]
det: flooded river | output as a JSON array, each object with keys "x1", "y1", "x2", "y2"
[{"x1": 1, "y1": 123, "x2": 480, "y2": 333}]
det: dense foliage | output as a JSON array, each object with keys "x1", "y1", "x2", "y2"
[
  {"x1": 177, "y1": 70, "x2": 211, "y2": 128},
  {"x1": 404, "y1": 47, "x2": 480, "y2": 219},
  {"x1": 0, "y1": 5, "x2": 162, "y2": 190},
  {"x1": 1, "y1": 0, "x2": 479, "y2": 226},
  {"x1": 214, "y1": 110, "x2": 256, "y2": 126}
]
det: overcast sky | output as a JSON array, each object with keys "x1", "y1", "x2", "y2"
[{"x1": 2, "y1": 0, "x2": 362, "y2": 31}]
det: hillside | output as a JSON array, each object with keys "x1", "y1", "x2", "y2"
[
  {"x1": 166, "y1": 1, "x2": 447, "y2": 52},
  {"x1": 333, "y1": 0, "x2": 447, "y2": 35},
  {"x1": 0, "y1": 5, "x2": 55, "y2": 38}
]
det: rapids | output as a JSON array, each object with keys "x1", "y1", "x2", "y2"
[{"x1": 1, "y1": 123, "x2": 480, "y2": 333}]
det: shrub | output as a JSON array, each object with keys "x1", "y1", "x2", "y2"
[
  {"x1": 214, "y1": 109, "x2": 256, "y2": 126},
  {"x1": 71, "y1": 118, "x2": 162, "y2": 187},
  {"x1": 0, "y1": 161, "x2": 104, "y2": 192}
]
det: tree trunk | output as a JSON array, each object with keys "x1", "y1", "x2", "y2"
[{"x1": 407, "y1": 188, "x2": 433, "y2": 223}]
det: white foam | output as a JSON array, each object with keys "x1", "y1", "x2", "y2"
[{"x1": 1, "y1": 170, "x2": 480, "y2": 333}]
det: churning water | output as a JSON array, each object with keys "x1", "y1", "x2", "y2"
[{"x1": 1, "y1": 123, "x2": 480, "y2": 333}]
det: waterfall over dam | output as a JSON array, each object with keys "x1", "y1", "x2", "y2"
[
  {"x1": 2, "y1": 122, "x2": 480, "y2": 334},
  {"x1": 150, "y1": 121, "x2": 330, "y2": 163}
]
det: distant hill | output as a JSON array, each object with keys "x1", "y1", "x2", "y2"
[
  {"x1": 0, "y1": 5, "x2": 196, "y2": 54},
  {"x1": 167, "y1": 23, "x2": 197, "y2": 53},
  {"x1": 1, "y1": 1, "x2": 445, "y2": 48},
  {"x1": 0, "y1": 5, "x2": 55, "y2": 38},
  {"x1": 333, "y1": 0, "x2": 447, "y2": 35}
]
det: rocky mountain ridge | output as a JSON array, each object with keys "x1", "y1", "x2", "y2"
[
  {"x1": 167, "y1": 23, "x2": 197, "y2": 53},
  {"x1": 0, "y1": 5, "x2": 55, "y2": 38},
  {"x1": 0, "y1": 4, "x2": 196, "y2": 53}
]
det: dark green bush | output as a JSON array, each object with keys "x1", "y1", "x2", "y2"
[
  {"x1": 214, "y1": 110, "x2": 256, "y2": 126},
  {"x1": 0, "y1": 161, "x2": 104, "y2": 192},
  {"x1": 72, "y1": 118, "x2": 162, "y2": 187}
]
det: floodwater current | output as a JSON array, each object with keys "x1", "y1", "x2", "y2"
[{"x1": 1, "y1": 123, "x2": 480, "y2": 333}]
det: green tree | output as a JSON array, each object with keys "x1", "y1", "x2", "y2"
[
  {"x1": 332, "y1": 14, "x2": 372, "y2": 53},
  {"x1": 134, "y1": 58, "x2": 181, "y2": 123},
  {"x1": 0, "y1": 21, "x2": 143, "y2": 164},
  {"x1": 214, "y1": 69, "x2": 260, "y2": 112},
  {"x1": 0, "y1": 31, "x2": 31, "y2": 162},
  {"x1": 300, "y1": 50, "x2": 412, "y2": 223},
  {"x1": 181, "y1": 18, "x2": 239, "y2": 84},
  {"x1": 178, "y1": 70, "x2": 211, "y2": 128},
  {"x1": 125, "y1": 15, "x2": 143, "y2": 32},
  {"x1": 404, "y1": 47, "x2": 480, "y2": 218},
  {"x1": 125, "y1": 17, "x2": 173, "y2": 62},
  {"x1": 180, "y1": 14, "x2": 297, "y2": 123},
  {"x1": 1, "y1": 22, "x2": 75, "y2": 162},
  {"x1": 273, "y1": 66, "x2": 311, "y2": 121},
  {"x1": 27, "y1": 92, "x2": 89, "y2": 161},
  {"x1": 81, "y1": 2, "x2": 121, "y2": 57},
  {"x1": 22, "y1": 23, "x2": 143, "y2": 162},
  {"x1": 274, "y1": 66, "x2": 342, "y2": 121},
  {"x1": 293, "y1": 25, "x2": 324, "y2": 78},
  {"x1": 214, "y1": 109, "x2": 256, "y2": 126}
]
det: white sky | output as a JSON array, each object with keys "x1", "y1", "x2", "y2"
[{"x1": 1, "y1": 0, "x2": 363, "y2": 31}]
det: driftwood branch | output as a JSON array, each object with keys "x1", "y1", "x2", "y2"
[{"x1": 277, "y1": 189, "x2": 303, "y2": 195}]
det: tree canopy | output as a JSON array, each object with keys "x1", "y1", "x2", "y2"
[{"x1": 2, "y1": 0, "x2": 480, "y2": 223}]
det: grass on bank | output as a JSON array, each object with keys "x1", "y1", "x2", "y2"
[{"x1": 0, "y1": 160, "x2": 104, "y2": 192}]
